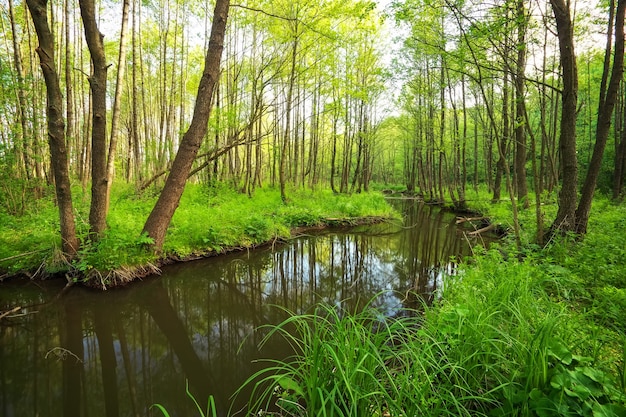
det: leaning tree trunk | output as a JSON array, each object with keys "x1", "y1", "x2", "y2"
[
  {"x1": 575, "y1": 0, "x2": 626, "y2": 234},
  {"x1": 550, "y1": 0, "x2": 579, "y2": 234},
  {"x1": 26, "y1": 0, "x2": 79, "y2": 256},
  {"x1": 79, "y1": 0, "x2": 109, "y2": 238},
  {"x1": 142, "y1": 0, "x2": 230, "y2": 251}
]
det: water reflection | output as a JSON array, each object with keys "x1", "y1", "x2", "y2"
[{"x1": 0, "y1": 199, "x2": 486, "y2": 416}]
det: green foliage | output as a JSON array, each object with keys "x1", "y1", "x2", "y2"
[
  {"x1": 0, "y1": 182, "x2": 395, "y2": 280},
  {"x1": 152, "y1": 381, "x2": 217, "y2": 417},
  {"x1": 164, "y1": 185, "x2": 395, "y2": 257},
  {"x1": 236, "y1": 212, "x2": 626, "y2": 416},
  {"x1": 238, "y1": 302, "x2": 397, "y2": 416}
]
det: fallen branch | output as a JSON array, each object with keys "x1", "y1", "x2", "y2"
[
  {"x1": 456, "y1": 216, "x2": 488, "y2": 224},
  {"x1": 0, "y1": 306, "x2": 21, "y2": 320},
  {"x1": 467, "y1": 223, "x2": 497, "y2": 236},
  {"x1": 0, "y1": 250, "x2": 46, "y2": 263}
]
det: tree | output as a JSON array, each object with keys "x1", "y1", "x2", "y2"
[
  {"x1": 575, "y1": 0, "x2": 626, "y2": 234},
  {"x1": 549, "y1": 0, "x2": 579, "y2": 234},
  {"x1": 106, "y1": 0, "x2": 131, "y2": 214},
  {"x1": 514, "y1": 0, "x2": 529, "y2": 208},
  {"x1": 142, "y1": 0, "x2": 230, "y2": 251},
  {"x1": 79, "y1": 0, "x2": 109, "y2": 238},
  {"x1": 26, "y1": 0, "x2": 80, "y2": 256}
]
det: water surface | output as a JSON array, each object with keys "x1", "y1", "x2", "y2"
[{"x1": 0, "y1": 199, "x2": 487, "y2": 416}]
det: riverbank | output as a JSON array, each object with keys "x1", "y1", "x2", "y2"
[
  {"x1": 0, "y1": 183, "x2": 397, "y2": 288},
  {"x1": 238, "y1": 191, "x2": 626, "y2": 416}
]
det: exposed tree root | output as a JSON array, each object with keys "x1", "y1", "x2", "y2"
[{"x1": 84, "y1": 263, "x2": 161, "y2": 290}]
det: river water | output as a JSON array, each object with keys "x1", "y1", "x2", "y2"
[{"x1": 0, "y1": 199, "x2": 488, "y2": 416}]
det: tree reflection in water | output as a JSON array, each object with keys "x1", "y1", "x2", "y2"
[{"x1": 0, "y1": 199, "x2": 490, "y2": 416}]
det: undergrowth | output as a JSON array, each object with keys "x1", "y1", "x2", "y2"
[
  {"x1": 227, "y1": 194, "x2": 626, "y2": 416},
  {"x1": 235, "y1": 249, "x2": 625, "y2": 416},
  {"x1": 0, "y1": 182, "x2": 396, "y2": 282}
]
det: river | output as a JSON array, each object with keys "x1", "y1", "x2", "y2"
[{"x1": 0, "y1": 199, "x2": 489, "y2": 416}]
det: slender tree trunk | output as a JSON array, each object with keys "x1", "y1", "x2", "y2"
[
  {"x1": 8, "y1": 0, "x2": 31, "y2": 180},
  {"x1": 614, "y1": 91, "x2": 626, "y2": 198},
  {"x1": 64, "y1": 0, "x2": 74, "y2": 183},
  {"x1": 26, "y1": 0, "x2": 79, "y2": 256},
  {"x1": 330, "y1": 103, "x2": 338, "y2": 193},
  {"x1": 493, "y1": 72, "x2": 509, "y2": 202},
  {"x1": 79, "y1": 0, "x2": 109, "y2": 238},
  {"x1": 142, "y1": 0, "x2": 230, "y2": 251},
  {"x1": 575, "y1": 0, "x2": 626, "y2": 234},
  {"x1": 131, "y1": 0, "x2": 141, "y2": 182},
  {"x1": 105, "y1": 0, "x2": 131, "y2": 213},
  {"x1": 550, "y1": 0, "x2": 579, "y2": 234},
  {"x1": 515, "y1": 0, "x2": 529, "y2": 208},
  {"x1": 280, "y1": 36, "x2": 298, "y2": 204}
]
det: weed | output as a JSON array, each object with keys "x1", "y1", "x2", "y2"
[{"x1": 152, "y1": 381, "x2": 217, "y2": 417}]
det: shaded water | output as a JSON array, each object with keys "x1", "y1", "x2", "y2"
[{"x1": 0, "y1": 199, "x2": 488, "y2": 416}]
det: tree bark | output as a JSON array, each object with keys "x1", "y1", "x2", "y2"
[
  {"x1": 8, "y1": 0, "x2": 31, "y2": 180},
  {"x1": 79, "y1": 0, "x2": 109, "y2": 238},
  {"x1": 26, "y1": 0, "x2": 79, "y2": 257},
  {"x1": 280, "y1": 36, "x2": 299, "y2": 204},
  {"x1": 515, "y1": 0, "x2": 529, "y2": 208},
  {"x1": 105, "y1": 0, "x2": 131, "y2": 214},
  {"x1": 575, "y1": 0, "x2": 626, "y2": 234},
  {"x1": 142, "y1": 0, "x2": 230, "y2": 251},
  {"x1": 550, "y1": 0, "x2": 579, "y2": 234}
]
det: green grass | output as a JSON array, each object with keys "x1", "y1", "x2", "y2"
[
  {"x1": 0, "y1": 182, "x2": 396, "y2": 280},
  {"x1": 227, "y1": 194, "x2": 626, "y2": 416}
]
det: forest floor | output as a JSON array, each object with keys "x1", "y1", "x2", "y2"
[{"x1": 0, "y1": 183, "x2": 397, "y2": 289}]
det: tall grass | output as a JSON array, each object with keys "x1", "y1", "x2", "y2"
[{"x1": 235, "y1": 244, "x2": 626, "y2": 416}]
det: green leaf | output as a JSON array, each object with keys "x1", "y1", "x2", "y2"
[
  {"x1": 278, "y1": 376, "x2": 305, "y2": 398},
  {"x1": 549, "y1": 339, "x2": 573, "y2": 365},
  {"x1": 150, "y1": 404, "x2": 171, "y2": 417},
  {"x1": 592, "y1": 403, "x2": 626, "y2": 417},
  {"x1": 581, "y1": 366, "x2": 607, "y2": 384}
]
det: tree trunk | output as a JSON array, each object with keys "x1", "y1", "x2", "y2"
[
  {"x1": 26, "y1": 0, "x2": 79, "y2": 256},
  {"x1": 280, "y1": 37, "x2": 298, "y2": 204},
  {"x1": 79, "y1": 0, "x2": 109, "y2": 238},
  {"x1": 142, "y1": 0, "x2": 229, "y2": 251},
  {"x1": 8, "y1": 0, "x2": 31, "y2": 180},
  {"x1": 615, "y1": 91, "x2": 626, "y2": 198},
  {"x1": 515, "y1": 0, "x2": 529, "y2": 208},
  {"x1": 575, "y1": 0, "x2": 625, "y2": 234},
  {"x1": 105, "y1": 0, "x2": 131, "y2": 213},
  {"x1": 550, "y1": 0, "x2": 579, "y2": 234}
]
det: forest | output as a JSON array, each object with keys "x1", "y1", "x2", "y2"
[
  {"x1": 1, "y1": 0, "x2": 626, "y2": 415},
  {"x1": 0, "y1": 0, "x2": 625, "y2": 265}
]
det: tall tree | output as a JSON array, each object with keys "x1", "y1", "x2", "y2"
[
  {"x1": 7, "y1": 0, "x2": 31, "y2": 180},
  {"x1": 79, "y1": 0, "x2": 109, "y2": 238},
  {"x1": 575, "y1": 0, "x2": 626, "y2": 234},
  {"x1": 142, "y1": 0, "x2": 230, "y2": 251},
  {"x1": 514, "y1": 0, "x2": 529, "y2": 208},
  {"x1": 106, "y1": 0, "x2": 131, "y2": 214},
  {"x1": 550, "y1": 0, "x2": 579, "y2": 234},
  {"x1": 26, "y1": 0, "x2": 80, "y2": 256}
]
